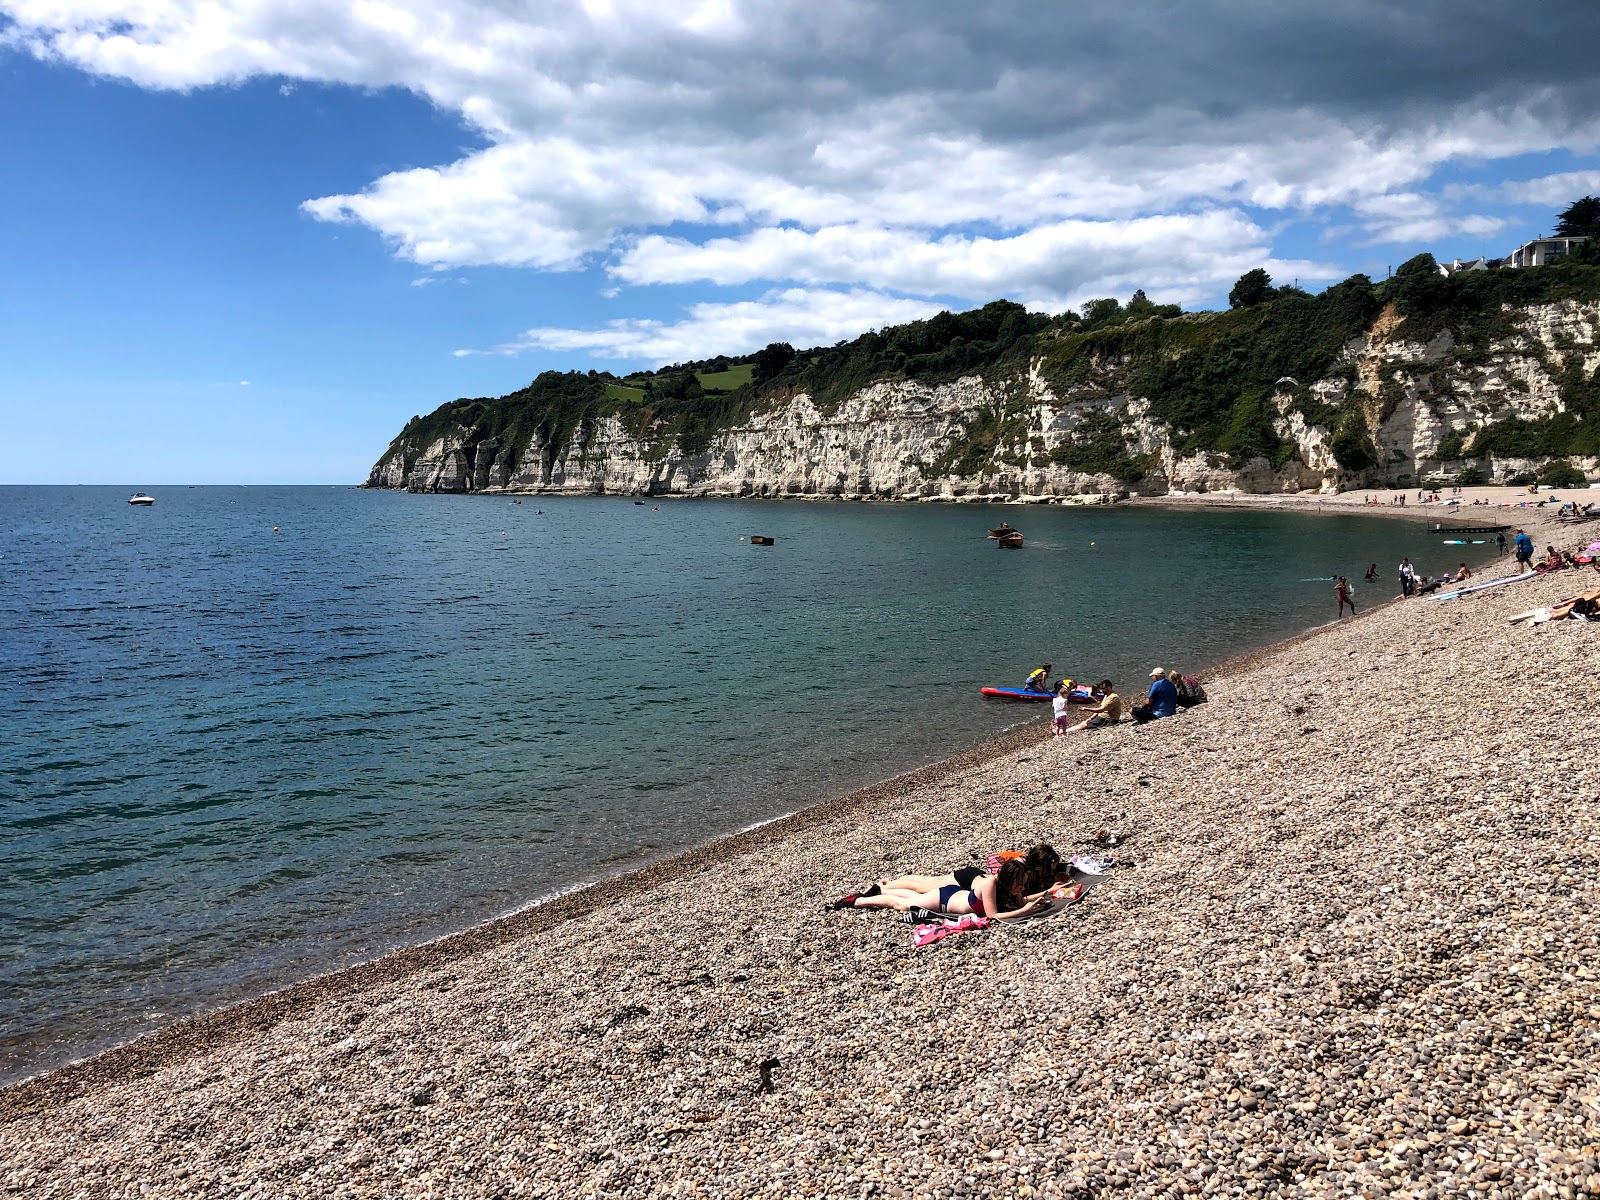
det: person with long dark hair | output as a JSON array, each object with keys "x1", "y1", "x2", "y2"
[{"x1": 832, "y1": 858, "x2": 1044, "y2": 921}]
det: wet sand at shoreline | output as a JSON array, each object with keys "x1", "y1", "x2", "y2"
[{"x1": 5, "y1": 504, "x2": 1599, "y2": 1197}]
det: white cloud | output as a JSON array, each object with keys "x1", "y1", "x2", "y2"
[
  {"x1": 1493, "y1": 170, "x2": 1600, "y2": 207},
  {"x1": 613, "y1": 213, "x2": 1338, "y2": 308},
  {"x1": 5, "y1": 0, "x2": 1599, "y2": 359},
  {"x1": 467, "y1": 288, "x2": 946, "y2": 364},
  {"x1": 1346, "y1": 192, "x2": 1509, "y2": 246},
  {"x1": 239, "y1": 379, "x2": 251, "y2": 386}
]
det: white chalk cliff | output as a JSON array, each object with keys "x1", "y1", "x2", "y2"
[{"x1": 367, "y1": 300, "x2": 1599, "y2": 498}]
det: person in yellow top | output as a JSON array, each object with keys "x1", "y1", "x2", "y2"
[
  {"x1": 1065, "y1": 680, "x2": 1122, "y2": 732},
  {"x1": 1023, "y1": 662, "x2": 1052, "y2": 692}
]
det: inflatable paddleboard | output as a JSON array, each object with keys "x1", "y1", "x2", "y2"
[
  {"x1": 980, "y1": 686, "x2": 1095, "y2": 703},
  {"x1": 1432, "y1": 572, "x2": 1540, "y2": 602}
]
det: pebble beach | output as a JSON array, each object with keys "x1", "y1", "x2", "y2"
[{"x1": 4, "y1": 503, "x2": 1599, "y2": 1198}]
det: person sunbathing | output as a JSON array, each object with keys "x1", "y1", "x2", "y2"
[{"x1": 832, "y1": 859, "x2": 1044, "y2": 921}]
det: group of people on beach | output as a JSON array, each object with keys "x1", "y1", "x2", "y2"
[
  {"x1": 830, "y1": 843, "x2": 1079, "y2": 923},
  {"x1": 1347, "y1": 523, "x2": 1597, "y2": 614},
  {"x1": 1023, "y1": 664, "x2": 1205, "y2": 735},
  {"x1": 1392, "y1": 557, "x2": 1474, "y2": 600}
]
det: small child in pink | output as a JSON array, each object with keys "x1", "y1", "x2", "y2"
[{"x1": 1051, "y1": 681, "x2": 1073, "y2": 736}]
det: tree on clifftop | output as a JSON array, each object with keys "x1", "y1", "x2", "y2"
[
  {"x1": 1555, "y1": 196, "x2": 1600, "y2": 238},
  {"x1": 752, "y1": 341, "x2": 796, "y2": 383},
  {"x1": 1228, "y1": 268, "x2": 1276, "y2": 308}
]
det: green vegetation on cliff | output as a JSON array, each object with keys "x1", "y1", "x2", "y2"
[{"x1": 378, "y1": 244, "x2": 1600, "y2": 484}]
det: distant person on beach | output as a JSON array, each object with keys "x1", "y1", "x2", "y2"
[
  {"x1": 1066, "y1": 680, "x2": 1122, "y2": 732},
  {"x1": 1051, "y1": 681, "x2": 1076, "y2": 736},
  {"x1": 1024, "y1": 662, "x2": 1052, "y2": 692},
  {"x1": 1335, "y1": 576, "x2": 1356, "y2": 617},
  {"x1": 1398, "y1": 557, "x2": 1416, "y2": 597},
  {"x1": 1514, "y1": 529, "x2": 1534, "y2": 573},
  {"x1": 1454, "y1": 563, "x2": 1472, "y2": 582},
  {"x1": 1131, "y1": 667, "x2": 1178, "y2": 723},
  {"x1": 831, "y1": 858, "x2": 1044, "y2": 921},
  {"x1": 1496, "y1": 532, "x2": 1508, "y2": 556}
]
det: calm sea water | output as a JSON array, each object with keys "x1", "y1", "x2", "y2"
[{"x1": 0, "y1": 486, "x2": 1495, "y2": 1081}]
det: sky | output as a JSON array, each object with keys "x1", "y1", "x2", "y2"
[{"x1": 1, "y1": 0, "x2": 1599, "y2": 484}]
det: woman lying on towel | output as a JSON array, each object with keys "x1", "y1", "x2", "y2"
[{"x1": 830, "y1": 857, "x2": 1044, "y2": 920}]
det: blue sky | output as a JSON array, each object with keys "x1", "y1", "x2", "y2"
[{"x1": 1, "y1": 0, "x2": 1598, "y2": 484}]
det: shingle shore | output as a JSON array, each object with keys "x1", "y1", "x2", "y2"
[{"x1": 4, "y1": 510, "x2": 1598, "y2": 1198}]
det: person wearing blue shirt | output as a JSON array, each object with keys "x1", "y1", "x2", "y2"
[
  {"x1": 1514, "y1": 528, "x2": 1535, "y2": 573},
  {"x1": 1131, "y1": 667, "x2": 1178, "y2": 724}
]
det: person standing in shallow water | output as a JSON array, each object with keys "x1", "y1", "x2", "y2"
[
  {"x1": 1496, "y1": 531, "x2": 1508, "y2": 557},
  {"x1": 1398, "y1": 557, "x2": 1415, "y2": 598},
  {"x1": 1335, "y1": 576, "x2": 1356, "y2": 617}
]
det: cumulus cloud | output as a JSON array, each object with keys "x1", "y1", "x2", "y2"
[
  {"x1": 6, "y1": 0, "x2": 1599, "y2": 359},
  {"x1": 466, "y1": 288, "x2": 946, "y2": 365},
  {"x1": 1493, "y1": 170, "x2": 1600, "y2": 207},
  {"x1": 613, "y1": 213, "x2": 1338, "y2": 308},
  {"x1": 1344, "y1": 192, "x2": 1510, "y2": 246}
]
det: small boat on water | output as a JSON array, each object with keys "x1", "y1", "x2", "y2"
[
  {"x1": 987, "y1": 522, "x2": 1016, "y2": 539},
  {"x1": 128, "y1": 493, "x2": 154, "y2": 506},
  {"x1": 750, "y1": 535, "x2": 775, "y2": 545},
  {"x1": 996, "y1": 531, "x2": 1024, "y2": 548}
]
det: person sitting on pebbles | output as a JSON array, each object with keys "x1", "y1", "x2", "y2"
[
  {"x1": 1065, "y1": 679, "x2": 1122, "y2": 732},
  {"x1": 830, "y1": 857, "x2": 1046, "y2": 921}
]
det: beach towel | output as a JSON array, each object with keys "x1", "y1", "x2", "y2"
[{"x1": 911, "y1": 913, "x2": 990, "y2": 948}]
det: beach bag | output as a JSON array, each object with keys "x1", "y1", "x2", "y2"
[{"x1": 986, "y1": 849, "x2": 1024, "y2": 874}]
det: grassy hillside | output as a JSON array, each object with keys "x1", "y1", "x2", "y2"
[{"x1": 376, "y1": 252, "x2": 1600, "y2": 483}]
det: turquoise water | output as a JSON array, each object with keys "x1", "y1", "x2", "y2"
[{"x1": 0, "y1": 486, "x2": 1494, "y2": 1081}]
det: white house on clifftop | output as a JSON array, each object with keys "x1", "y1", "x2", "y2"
[{"x1": 1506, "y1": 235, "x2": 1589, "y2": 267}]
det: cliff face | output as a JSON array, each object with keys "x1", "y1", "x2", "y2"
[{"x1": 368, "y1": 297, "x2": 1600, "y2": 498}]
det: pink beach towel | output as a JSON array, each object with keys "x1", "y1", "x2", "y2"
[{"x1": 912, "y1": 914, "x2": 990, "y2": 948}]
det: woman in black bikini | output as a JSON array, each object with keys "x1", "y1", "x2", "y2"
[{"x1": 833, "y1": 858, "x2": 1044, "y2": 920}]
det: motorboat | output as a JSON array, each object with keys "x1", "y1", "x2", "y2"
[{"x1": 128, "y1": 493, "x2": 154, "y2": 506}]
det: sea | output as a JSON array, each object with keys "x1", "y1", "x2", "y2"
[{"x1": 0, "y1": 485, "x2": 1499, "y2": 1082}]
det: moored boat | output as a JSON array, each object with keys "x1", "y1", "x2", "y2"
[{"x1": 750, "y1": 535, "x2": 775, "y2": 545}]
